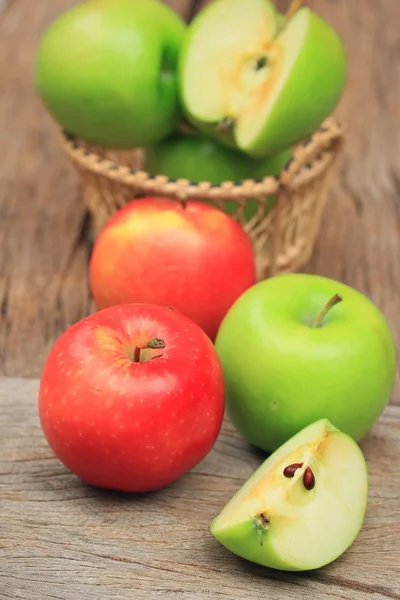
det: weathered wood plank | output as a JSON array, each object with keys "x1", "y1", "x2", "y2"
[
  {"x1": 0, "y1": 0, "x2": 399, "y2": 405},
  {"x1": 300, "y1": 0, "x2": 400, "y2": 402},
  {"x1": 0, "y1": 0, "x2": 92, "y2": 377},
  {"x1": 0, "y1": 377, "x2": 399, "y2": 600},
  {"x1": 0, "y1": 0, "x2": 193, "y2": 379}
]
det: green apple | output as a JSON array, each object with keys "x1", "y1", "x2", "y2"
[
  {"x1": 251, "y1": 146, "x2": 292, "y2": 182},
  {"x1": 179, "y1": 0, "x2": 347, "y2": 157},
  {"x1": 244, "y1": 146, "x2": 293, "y2": 218},
  {"x1": 144, "y1": 132, "x2": 292, "y2": 220},
  {"x1": 35, "y1": 0, "x2": 185, "y2": 149},
  {"x1": 144, "y1": 131, "x2": 255, "y2": 219},
  {"x1": 210, "y1": 418, "x2": 369, "y2": 571},
  {"x1": 215, "y1": 273, "x2": 397, "y2": 453},
  {"x1": 144, "y1": 132, "x2": 255, "y2": 185}
]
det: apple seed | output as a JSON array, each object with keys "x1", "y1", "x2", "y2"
[
  {"x1": 303, "y1": 467, "x2": 316, "y2": 491},
  {"x1": 283, "y1": 462, "x2": 304, "y2": 478},
  {"x1": 255, "y1": 55, "x2": 268, "y2": 71}
]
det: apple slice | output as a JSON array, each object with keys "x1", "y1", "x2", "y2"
[
  {"x1": 180, "y1": 1, "x2": 347, "y2": 157},
  {"x1": 210, "y1": 419, "x2": 368, "y2": 571}
]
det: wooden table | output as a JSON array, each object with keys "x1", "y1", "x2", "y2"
[
  {"x1": 1, "y1": 1, "x2": 399, "y2": 598},
  {"x1": 1, "y1": 378, "x2": 400, "y2": 600}
]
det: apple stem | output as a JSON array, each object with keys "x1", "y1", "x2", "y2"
[
  {"x1": 285, "y1": 0, "x2": 306, "y2": 23},
  {"x1": 132, "y1": 338, "x2": 166, "y2": 363},
  {"x1": 311, "y1": 294, "x2": 343, "y2": 328}
]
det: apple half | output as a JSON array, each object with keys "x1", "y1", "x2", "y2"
[
  {"x1": 210, "y1": 419, "x2": 368, "y2": 571},
  {"x1": 179, "y1": 0, "x2": 347, "y2": 157}
]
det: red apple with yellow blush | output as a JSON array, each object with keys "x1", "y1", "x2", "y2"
[
  {"x1": 89, "y1": 198, "x2": 256, "y2": 341},
  {"x1": 39, "y1": 303, "x2": 225, "y2": 492}
]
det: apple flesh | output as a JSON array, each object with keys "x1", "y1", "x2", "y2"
[
  {"x1": 179, "y1": 0, "x2": 347, "y2": 157},
  {"x1": 215, "y1": 273, "x2": 397, "y2": 452},
  {"x1": 35, "y1": 0, "x2": 185, "y2": 148},
  {"x1": 89, "y1": 198, "x2": 256, "y2": 341},
  {"x1": 211, "y1": 418, "x2": 368, "y2": 571},
  {"x1": 39, "y1": 304, "x2": 225, "y2": 493}
]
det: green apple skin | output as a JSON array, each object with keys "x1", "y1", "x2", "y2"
[
  {"x1": 35, "y1": 0, "x2": 185, "y2": 149},
  {"x1": 144, "y1": 132, "x2": 255, "y2": 185},
  {"x1": 144, "y1": 134, "x2": 291, "y2": 221},
  {"x1": 210, "y1": 418, "x2": 369, "y2": 571},
  {"x1": 215, "y1": 273, "x2": 397, "y2": 453},
  {"x1": 237, "y1": 9, "x2": 347, "y2": 157},
  {"x1": 144, "y1": 132, "x2": 253, "y2": 219},
  {"x1": 243, "y1": 146, "x2": 293, "y2": 218},
  {"x1": 251, "y1": 147, "x2": 292, "y2": 182}
]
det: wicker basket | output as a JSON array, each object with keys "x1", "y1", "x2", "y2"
[{"x1": 59, "y1": 117, "x2": 344, "y2": 281}]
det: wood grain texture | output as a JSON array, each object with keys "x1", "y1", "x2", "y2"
[
  {"x1": 0, "y1": 0, "x2": 399, "y2": 401},
  {"x1": 0, "y1": 377, "x2": 399, "y2": 600},
  {"x1": 0, "y1": 0, "x2": 92, "y2": 378}
]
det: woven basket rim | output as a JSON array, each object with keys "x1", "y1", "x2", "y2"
[{"x1": 59, "y1": 116, "x2": 344, "y2": 200}]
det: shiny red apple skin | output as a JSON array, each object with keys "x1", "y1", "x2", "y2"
[
  {"x1": 38, "y1": 303, "x2": 225, "y2": 492},
  {"x1": 88, "y1": 197, "x2": 256, "y2": 341}
]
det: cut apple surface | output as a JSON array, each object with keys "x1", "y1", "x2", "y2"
[
  {"x1": 210, "y1": 419, "x2": 368, "y2": 571},
  {"x1": 180, "y1": 1, "x2": 347, "y2": 157},
  {"x1": 180, "y1": 0, "x2": 279, "y2": 124}
]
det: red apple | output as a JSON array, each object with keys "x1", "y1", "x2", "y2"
[
  {"x1": 38, "y1": 303, "x2": 225, "y2": 492},
  {"x1": 89, "y1": 198, "x2": 256, "y2": 341}
]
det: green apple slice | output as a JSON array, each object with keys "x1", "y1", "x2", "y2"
[
  {"x1": 210, "y1": 419, "x2": 368, "y2": 571},
  {"x1": 180, "y1": 0, "x2": 279, "y2": 123},
  {"x1": 180, "y1": 2, "x2": 347, "y2": 157}
]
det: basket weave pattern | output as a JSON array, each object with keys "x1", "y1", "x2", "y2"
[{"x1": 59, "y1": 117, "x2": 344, "y2": 280}]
